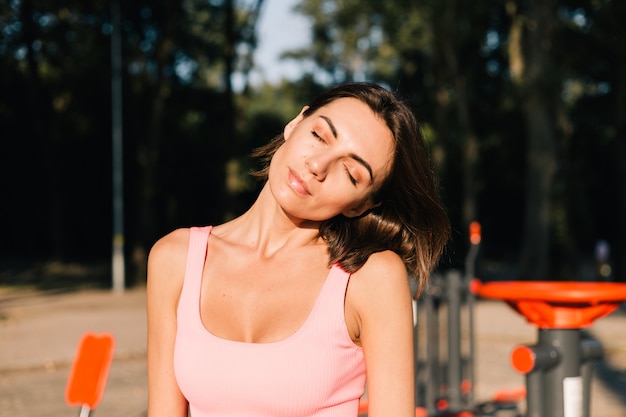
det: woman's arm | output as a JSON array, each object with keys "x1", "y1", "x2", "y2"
[
  {"x1": 349, "y1": 251, "x2": 416, "y2": 417},
  {"x1": 147, "y1": 228, "x2": 190, "y2": 417}
]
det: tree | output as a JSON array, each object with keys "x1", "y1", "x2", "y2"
[
  {"x1": 291, "y1": 0, "x2": 499, "y2": 266},
  {"x1": 121, "y1": 0, "x2": 266, "y2": 281},
  {"x1": 0, "y1": 0, "x2": 266, "y2": 287},
  {"x1": 288, "y1": 0, "x2": 625, "y2": 280},
  {"x1": 507, "y1": 0, "x2": 560, "y2": 280},
  {"x1": 611, "y1": 2, "x2": 626, "y2": 280},
  {"x1": 0, "y1": 0, "x2": 115, "y2": 263}
]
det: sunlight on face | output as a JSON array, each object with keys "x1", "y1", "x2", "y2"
[{"x1": 270, "y1": 98, "x2": 394, "y2": 221}]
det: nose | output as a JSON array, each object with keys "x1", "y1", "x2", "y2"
[{"x1": 305, "y1": 151, "x2": 332, "y2": 181}]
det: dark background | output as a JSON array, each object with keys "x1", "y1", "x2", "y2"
[{"x1": 1, "y1": 0, "x2": 624, "y2": 289}]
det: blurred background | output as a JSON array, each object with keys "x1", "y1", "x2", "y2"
[{"x1": 0, "y1": 0, "x2": 624, "y2": 291}]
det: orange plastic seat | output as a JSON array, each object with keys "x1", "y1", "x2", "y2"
[{"x1": 476, "y1": 281, "x2": 626, "y2": 328}]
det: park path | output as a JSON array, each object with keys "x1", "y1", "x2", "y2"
[{"x1": 1, "y1": 287, "x2": 625, "y2": 417}]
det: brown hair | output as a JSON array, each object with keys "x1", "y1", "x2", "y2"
[{"x1": 252, "y1": 83, "x2": 450, "y2": 295}]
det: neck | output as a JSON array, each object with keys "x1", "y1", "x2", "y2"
[{"x1": 221, "y1": 184, "x2": 323, "y2": 258}]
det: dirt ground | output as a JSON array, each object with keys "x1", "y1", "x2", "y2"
[
  {"x1": 0, "y1": 288, "x2": 148, "y2": 417},
  {"x1": 1, "y1": 287, "x2": 625, "y2": 417}
]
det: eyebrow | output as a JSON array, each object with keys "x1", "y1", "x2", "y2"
[{"x1": 320, "y1": 115, "x2": 374, "y2": 184}]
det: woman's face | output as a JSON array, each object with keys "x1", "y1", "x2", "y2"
[{"x1": 268, "y1": 97, "x2": 395, "y2": 222}]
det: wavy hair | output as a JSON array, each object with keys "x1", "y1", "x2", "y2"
[{"x1": 252, "y1": 83, "x2": 450, "y2": 294}]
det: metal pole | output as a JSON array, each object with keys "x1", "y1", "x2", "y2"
[
  {"x1": 425, "y1": 285, "x2": 440, "y2": 415},
  {"x1": 446, "y1": 270, "x2": 463, "y2": 411},
  {"x1": 580, "y1": 336, "x2": 603, "y2": 417},
  {"x1": 539, "y1": 329, "x2": 582, "y2": 417},
  {"x1": 466, "y1": 277, "x2": 476, "y2": 406},
  {"x1": 111, "y1": 0, "x2": 125, "y2": 293},
  {"x1": 525, "y1": 370, "x2": 544, "y2": 417},
  {"x1": 464, "y1": 229, "x2": 480, "y2": 407},
  {"x1": 79, "y1": 405, "x2": 91, "y2": 417}
]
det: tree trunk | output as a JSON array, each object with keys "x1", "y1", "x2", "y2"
[
  {"x1": 21, "y1": 0, "x2": 64, "y2": 258},
  {"x1": 133, "y1": 0, "x2": 177, "y2": 284},
  {"x1": 434, "y1": 0, "x2": 479, "y2": 233},
  {"x1": 511, "y1": 0, "x2": 559, "y2": 280},
  {"x1": 612, "y1": 1, "x2": 626, "y2": 281}
]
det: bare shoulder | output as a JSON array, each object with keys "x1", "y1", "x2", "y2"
[
  {"x1": 147, "y1": 228, "x2": 191, "y2": 297},
  {"x1": 347, "y1": 251, "x2": 411, "y2": 317},
  {"x1": 345, "y1": 251, "x2": 412, "y2": 345},
  {"x1": 350, "y1": 250, "x2": 410, "y2": 299},
  {"x1": 149, "y1": 228, "x2": 190, "y2": 262},
  {"x1": 349, "y1": 252, "x2": 415, "y2": 416}
]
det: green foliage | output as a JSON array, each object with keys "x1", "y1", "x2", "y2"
[
  {"x1": 1, "y1": 0, "x2": 624, "y2": 282},
  {"x1": 0, "y1": 0, "x2": 267, "y2": 268},
  {"x1": 290, "y1": 0, "x2": 625, "y2": 278}
]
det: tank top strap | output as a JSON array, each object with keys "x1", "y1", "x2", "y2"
[
  {"x1": 322, "y1": 264, "x2": 351, "y2": 307},
  {"x1": 307, "y1": 264, "x2": 353, "y2": 341},
  {"x1": 180, "y1": 226, "x2": 212, "y2": 309}
]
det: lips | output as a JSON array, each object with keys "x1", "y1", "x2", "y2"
[{"x1": 288, "y1": 169, "x2": 311, "y2": 195}]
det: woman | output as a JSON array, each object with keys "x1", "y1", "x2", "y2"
[{"x1": 147, "y1": 83, "x2": 450, "y2": 417}]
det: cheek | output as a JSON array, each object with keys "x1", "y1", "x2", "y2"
[
  {"x1": 325, "y1": 184, "x2": 366, "y2": 209},
  {"x1": 267, "y1": 144, "x2": 289, "y2": 176},
  {"x1": 271, "y1": 138, "x2": 309, "y2": 168}
]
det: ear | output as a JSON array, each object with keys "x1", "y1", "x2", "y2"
[
  {"x1": 283, "y1": 106, "x2": 309, "y2": 140},
  {"x1": 343, "y1": 200, "x2": 382, "y2": 218}
]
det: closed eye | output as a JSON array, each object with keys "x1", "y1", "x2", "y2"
[
  {"x1": 344, "y1": 165, "x2": 357, "y2": 186},
  {"x1": 311, "y1": 130, "x2": 326, "y2": 143}
]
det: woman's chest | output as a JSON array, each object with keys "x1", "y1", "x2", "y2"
[{"x1": 199, "y1": 253, "x2": 330, "y2": 344}]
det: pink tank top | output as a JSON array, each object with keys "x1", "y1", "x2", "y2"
[{"x1": 174, "y1": 226, "x2": 366, "y2": 417}]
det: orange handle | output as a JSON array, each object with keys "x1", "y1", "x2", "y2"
[
  {"x1": 65, "y1": 332, "x2": 115, "y2": 410},
  {"x1": 469, "y1": 221, "x2": 481, "y2": 244}
]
